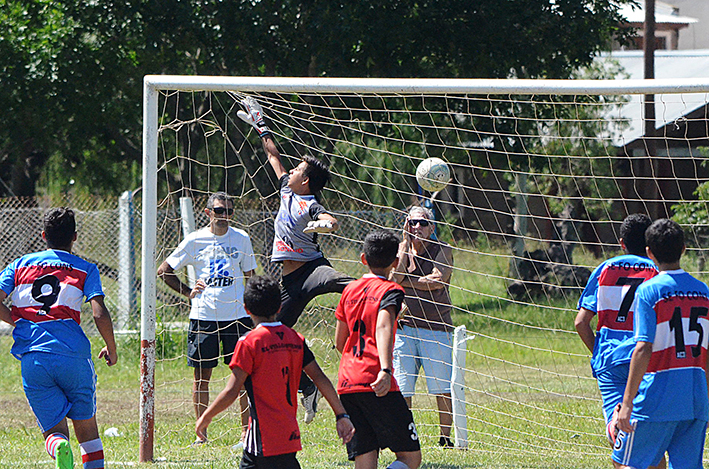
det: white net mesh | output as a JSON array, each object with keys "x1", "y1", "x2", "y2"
[{"x1": 147, "y1": 79, "x2": 709, "y2": 465}]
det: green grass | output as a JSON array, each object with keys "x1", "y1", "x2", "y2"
[{"x1": 4, "y1": 244, "x2": 709, "y2": 467}]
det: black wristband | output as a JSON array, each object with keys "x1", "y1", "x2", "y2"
[
  {"x1": 381, "y1": 368, "x2": 392, "y2": 375},
  {"x1": 335, "y1": 413, "x2": 350, "y2": 421}
]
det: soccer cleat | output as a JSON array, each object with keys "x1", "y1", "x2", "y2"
[
  {"x1": 301, "y1": 387, "x2": 322, "y2": 424},
  {"x1": 55, "y1": 439, "x2": 74, "y2": 469},
  {"x1": 439, "y1": 436, "x2": 454, "y2": 448}
]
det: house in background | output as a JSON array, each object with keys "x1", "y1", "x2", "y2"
[
  {"x1": 615, "y1": 1, "x2": 698, "y2": 50},
  {"x1": 670, "y1": 0, "x2": 709, "y2": 50},
  {"x1": 599, "y1": 49, "x2": 709, "y2": 219}
]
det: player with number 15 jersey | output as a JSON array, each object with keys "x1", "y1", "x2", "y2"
[{"x1": 631, "y1": 270, "x2": 709, "y2": 422}]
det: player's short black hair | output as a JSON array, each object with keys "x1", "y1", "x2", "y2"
[
  {"x1": 301, "y1": 155, "x2": 330, "y2": 195},
  {"x1": 43, "y1": 207, "x2": 76, "y2": 250},
  {"x1": 645, "y1": 218, "x2": 685, "y2": 264},
  {"x1": 244, "y1": 275, "x2": 282, "y2": 318},
  {"x1": 620, "y1": 213, "x2": 652, "y2": 256},
  {"x1": 363, "y1": 229, "x2": 400, "y2": 269},
  {"x1": 206, "y1": 192, "x2": 232, "y2": 209}
]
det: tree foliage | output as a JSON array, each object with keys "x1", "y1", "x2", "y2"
[{"x1": 0, "y1": 0, "x2": 636, "y2": 197}]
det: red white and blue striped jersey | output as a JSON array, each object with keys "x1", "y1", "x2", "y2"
[
  {"x1": 0, "y1": 249, "x2": 104, "y2": 359},
  {"x1": 578, "y1": 254, "x2": 658, "y2": 374},
  {"x1": 632, "y1": 269, "x2": 709, "y2": 422}
]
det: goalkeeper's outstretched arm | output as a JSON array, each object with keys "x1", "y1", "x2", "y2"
[
  {"x1": 261, "y1": 135, "x2": 287, "y2": 180},
  {"x1": 238, "y1": 97, "x2": 287, "y2": 179}
]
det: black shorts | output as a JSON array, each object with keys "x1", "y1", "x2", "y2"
[
  {"x1": 339, "y1": 391, "x2": 421, "y2": 460},
  {"x1": 277, "y1": 257, "x2": 354, "y2": 327},
  {"x1": 239, "y1": 450, "x2": 300, "y2": 469},
  {"x1": 187, "y1": 318, "x2": 253, "y2": 368}
]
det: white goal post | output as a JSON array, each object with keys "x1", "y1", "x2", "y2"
[{"x1": 141, "y1": 75, "x2": 709, "y2": 463}]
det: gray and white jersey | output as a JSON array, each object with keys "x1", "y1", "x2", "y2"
[{"x1": 272, "y1": 175, "x2": 328, "y2": 263}]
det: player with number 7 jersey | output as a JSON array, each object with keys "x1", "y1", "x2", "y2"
[
  {"x1": 579, "y1": 254, "x2": 659, "y2": 377},
  {"x1": 576, "y1": 214, "x2": 659, "y2": 445}
]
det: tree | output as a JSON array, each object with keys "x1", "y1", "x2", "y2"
[{"x1": 0, "y1": 0, "x2": 635, "y2": 198}]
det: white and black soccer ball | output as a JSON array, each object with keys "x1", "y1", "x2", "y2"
[{"x1": 416, "y1": 157, "x2": 450, "y2": 192}]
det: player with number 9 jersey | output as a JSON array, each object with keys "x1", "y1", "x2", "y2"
[{"x1": 0, "y1": 249, "x2": 103, "y2": 360}]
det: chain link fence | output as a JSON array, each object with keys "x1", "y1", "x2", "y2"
[{"x1": 0, "y1": 193, "x2": 405, "y2": 337}]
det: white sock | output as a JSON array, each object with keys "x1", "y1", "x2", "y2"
[
  {"x1": 79, "y1": 438, "x2": 104, "y2": 469},
  {"x1": 387, "y1": 461, "x2": 411, "y2": 469}
]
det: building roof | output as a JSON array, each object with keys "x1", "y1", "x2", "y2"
[
  {"x1": 599, "y1": 49, "x2": 709, "y2": 146},
  {"x1": 619, "y1": 1, "x2": 698, "y2": 25}
]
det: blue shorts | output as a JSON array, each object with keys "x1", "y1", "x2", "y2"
[
  {"x1": 595, "y1": 364, "x2": 628, "y2": 424},
  {"x1": 21, "y1": 352, "x2": 97, "y2": 432},
  {"x1": 612, "y1": 418, "x2": 707, "y2": 469},
  {"x1": 393, "y1": 325, "x2": 452, "y2": 397}
]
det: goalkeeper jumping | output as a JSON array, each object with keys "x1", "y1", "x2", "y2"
[{"x1": 238, "y1": 97, "x2": 354, "y2": 423}]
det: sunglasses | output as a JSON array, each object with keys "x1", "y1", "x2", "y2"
[
  {"x1": 408, "y1": 219, "x2": 430, "y2": 227},
  {"x1": 210, "y1": 207, "x2": 234, "y2": 215}
]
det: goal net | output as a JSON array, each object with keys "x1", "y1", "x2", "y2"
[{"x1": 141, "y1": 75, "x2": 709, "y2": 466}]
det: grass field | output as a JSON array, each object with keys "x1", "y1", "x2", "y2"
[{"x1": 2, "y1": 243, "x2": 708, "y2": 467}]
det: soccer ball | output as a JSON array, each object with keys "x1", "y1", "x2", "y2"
[{"x1": 416, "y1": 157, "x2": 450, "y2": 192}]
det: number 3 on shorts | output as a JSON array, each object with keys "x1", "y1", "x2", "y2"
[{"x1": 409, "y1": 422, "x2": 419, "y2": 441}]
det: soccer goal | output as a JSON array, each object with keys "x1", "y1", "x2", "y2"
[{"x1": 141, "y1": 75, "x2": 709, "y2": 465}]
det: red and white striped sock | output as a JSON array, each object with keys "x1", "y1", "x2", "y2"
[
  {"x1": 79, "y1": 438, "x2": 104, "y2": 469},
  {"x1": 45, "y1": 433, "x2": 69, "y2": 459}
]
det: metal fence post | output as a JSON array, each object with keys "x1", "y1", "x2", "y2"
[
  {"x1": 118, "y1": 190, "x2": 135, "y2": 332},
  {"x1": 179, "y1": 197, "x2": 196, "y2": 287}
]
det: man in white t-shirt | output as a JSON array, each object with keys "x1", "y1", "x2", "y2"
[{"x1": 157, "y1": 192, "x2": 257, "y2": 444}]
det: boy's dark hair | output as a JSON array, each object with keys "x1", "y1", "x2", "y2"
[
  {"x1": 363, "y1": 230, "x2": 400, "y2": 269},
  {"x1": 301, "y1": 155, "x2": 331, "y2": 194},
  {"x1": 206, "y1": 191, "x2": 231, "y2": 209},
  {"x1": 645, "y1": 218, "x2": 685, "y2": 264},
  {"x1": 43, "y1": 208, "x2": 76, "y2": 250},
  {"x1": 244, "y1": 275, "x2": 282, "y2": 318},
  {"x1": 620, "y1": 213, "x2": 652, "y2": 256}
]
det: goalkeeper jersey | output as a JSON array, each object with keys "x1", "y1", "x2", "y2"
[
  {"x1": 0, "y1": 249, "x2": 104, "y2": 360},
  {"x1": 230, "y1": 322, "x2": 314, "y2": 457},
  {"x1": 578, "y1": 254, "x2": 658, "y2": 374},
  {"x1": 271, "y1": 175, "x2": 328, "y2": 263},
  {"x1": 631, "y1": 269, "x2": 709, "y2": 422}
]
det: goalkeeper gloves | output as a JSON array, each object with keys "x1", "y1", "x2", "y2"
[
  {"x1": 303, "y1": 220, "x2": 335, "y2": 234},
  {"x1": 237, "y1": 97, "x2": 271, "y2": 138}
]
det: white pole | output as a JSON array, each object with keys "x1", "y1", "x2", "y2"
[
  {"x1": 143, "y1": 75, "x2": 709, "y2": 96},
  {"x1": 117, "y1": 190, "x2": 135, "y2": 332},
  {"x1": 139, "y1": 78, "x2": 158, "y2": 463},
  {"x1": 179, "y1": 197, "x2": 196, "y2": 288},
  {"x1": 451, "y1": 325, "x2": 469, "y2": 448}
]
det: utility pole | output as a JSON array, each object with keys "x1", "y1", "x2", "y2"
[{"x1": 644, "y1": 0, "x2": 662, "y2": 217}]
